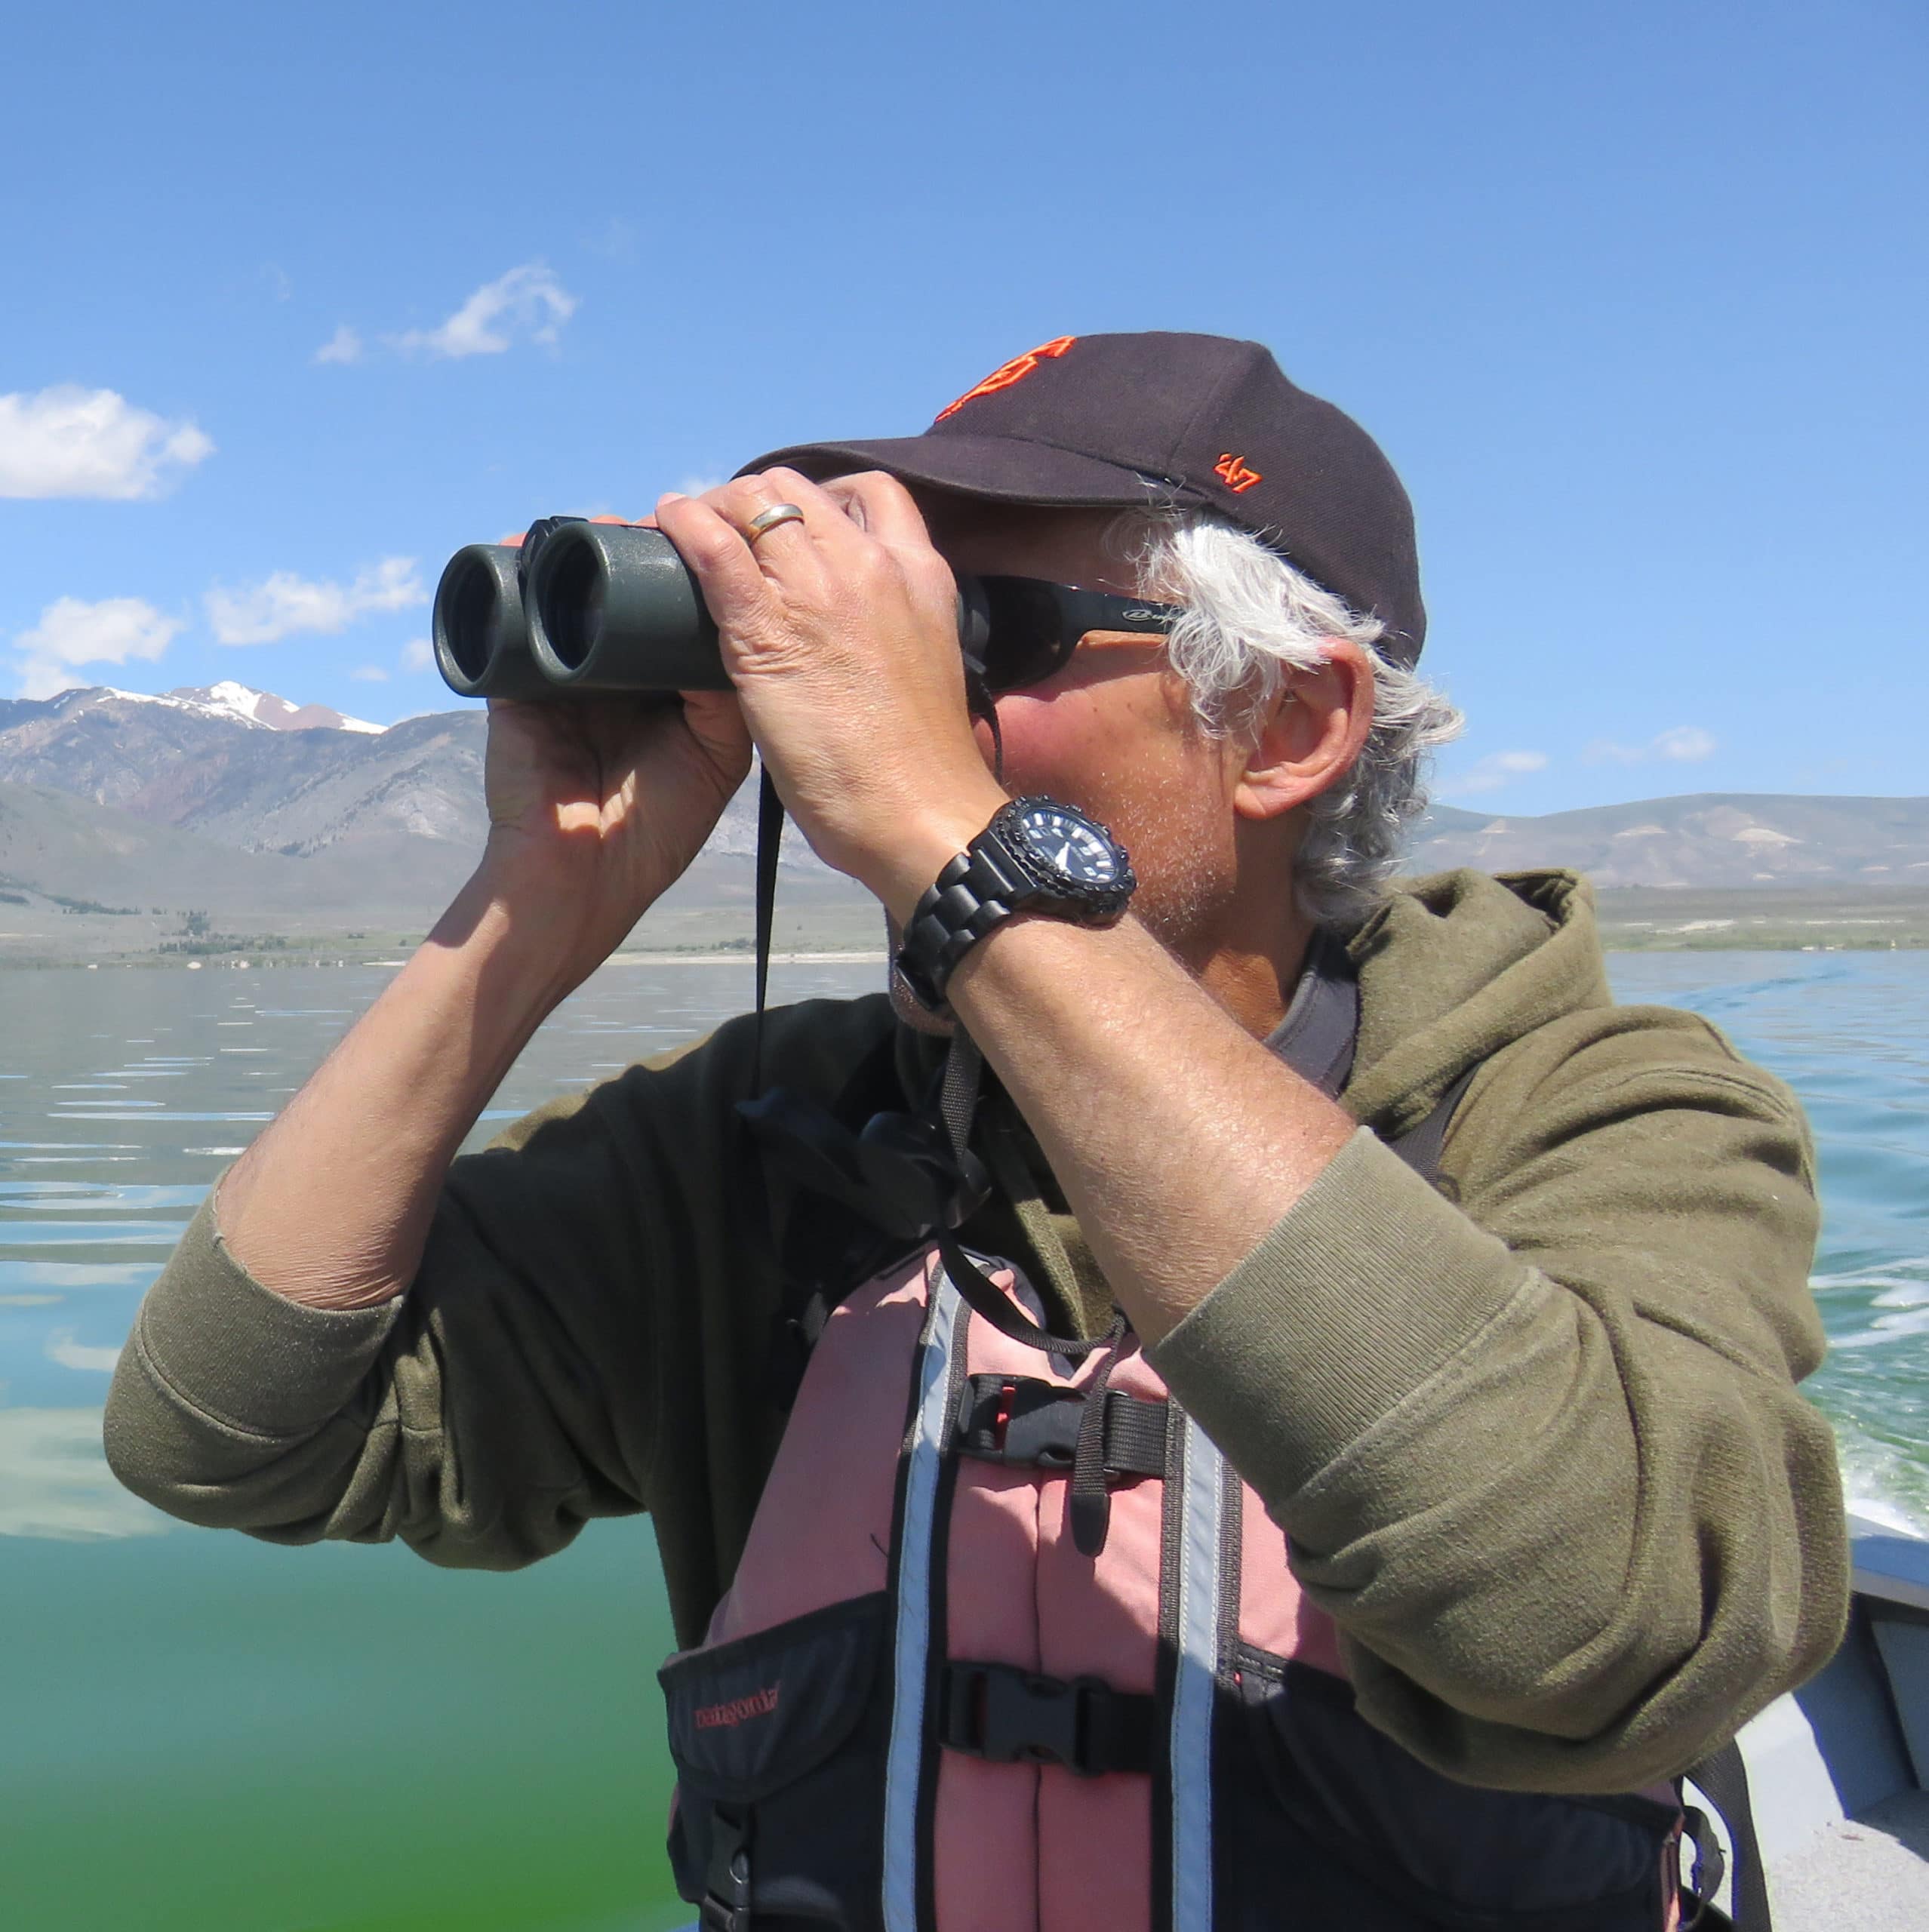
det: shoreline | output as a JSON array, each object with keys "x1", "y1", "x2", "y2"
[
  {"x1": 1, "y1": 934, "x2": 1924, "y2": 969},
  {"x1": 5, "y1": 887, "x2": 1929, "y2": 969}
]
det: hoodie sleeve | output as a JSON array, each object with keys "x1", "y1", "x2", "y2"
[
  {"x1": 103, "y1": 997, "x2": 893, "y2": 1613},
  {"x1": 1147, "y1": 1000, "x2": 1849, "y2": 1794}
]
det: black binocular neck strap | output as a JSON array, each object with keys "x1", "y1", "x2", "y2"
[
  {"x1": 751, "y1": 764, "x2": 785, "y2": 1088},
  {"x1": 964, "y1": 669, "x2": 1004, "y2": 783},
  {"x1": 938, "y1": 1033, "x2": 983, "y2": 1164}
]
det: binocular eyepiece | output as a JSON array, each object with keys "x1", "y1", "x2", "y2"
[{"x1": 433, "y1": 516, "x2": 993, "y2": 700}]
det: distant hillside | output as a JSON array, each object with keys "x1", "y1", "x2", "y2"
[
  {"x1": 0, "y1": 780, "x2": 471, "y2": 925},
  {"x1": 4, "y1": 684, "x2": 1926, "y2": 961},
  {"x1": 1408, "y1": 795, "x2": 1929, "y2": 889},
  {"x1": 0, "y1": 774, "x2": 870, "y2": 962}
]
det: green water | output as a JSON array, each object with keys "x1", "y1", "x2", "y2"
[
  {"x1": 2, "y1": 950, "x2": 1924, "y2": 1928},
  {"x1": 0, "y1": 955, "x2": 868, "y2": 1931}
]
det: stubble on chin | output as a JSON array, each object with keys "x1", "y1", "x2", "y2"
[{"x1": 1110, "y1": 775, "x2": 1240, "y2": 975}]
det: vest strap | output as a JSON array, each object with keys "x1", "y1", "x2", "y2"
[
  {"x1": 938, "y1": 1661, "x2": 1155, "y2": 1778},
  {"x1": 954, "y1": 1374, "x2": 1169, "y2": 1478}
]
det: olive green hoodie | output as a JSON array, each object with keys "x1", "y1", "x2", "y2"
[{"x1": 103, "y1": 870, "x2": 1848, "y2": 1793}]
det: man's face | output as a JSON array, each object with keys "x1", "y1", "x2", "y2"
[{"x1": 921, "y1": 500, "x2": 1252, "y2": 964}]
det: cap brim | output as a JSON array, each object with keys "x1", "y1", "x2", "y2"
[{"x1": 740, "y1": 435, "x2": 1201, "y2": 512}]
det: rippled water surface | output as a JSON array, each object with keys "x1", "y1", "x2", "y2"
[
  {"x1": 2, "y1": 950, "x2": 1923, "y2": 1928},
  {"x1": 1607, "y1": 952, "x2": 1929, "y2": 1535}
]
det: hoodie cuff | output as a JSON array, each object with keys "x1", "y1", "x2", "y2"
[
  {"x1": 1146, "y1": 1128, "x2": 1534, "y2": 1502},
  {"x1": 129, "y1": 1192, "x2": 402, "y2": 1440}
]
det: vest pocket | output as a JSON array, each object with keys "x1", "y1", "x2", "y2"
[
  {"x1": 1217, "y1": 1651, "x2": 1678, "y2": 1930},
  {"x1": 660, "y1": 1592, "x2": 891, "y2": 1932}
]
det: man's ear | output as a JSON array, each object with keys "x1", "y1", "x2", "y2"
[{"x1": 1232, "y1": 639, "x2": 1376, "y2": 823}]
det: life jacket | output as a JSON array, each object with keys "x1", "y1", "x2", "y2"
[{"x1": 660, "y1": 955, "x2": 1732, "y2": 1931}]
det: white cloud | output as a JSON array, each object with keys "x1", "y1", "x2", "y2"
[
  {"x1": 394, "y1": 263, "x2": 577, "y2": 358},
  {"x1": 0, "y1": 386, "x2": 214, "y2": 500},
  {"x1": 45, "y1": 1331, "x2": 120, "y2": 1374},
  {"x1": 1586, "y1": 725, "x2": 1718, "y2": 766},
  {"x1": 0, "y1": 1407, "x2": 172, "y2": 1540},
  {"x1": 314, "y1": 324, "x2": 364, "y2": 365},
  {"x1": 349, "y1": 665, "x2": 390, "y2": 682},
  {"x1": 205, "y1": 557, "x2": 425, "y2": 646},
  {"x1": 13, "y1": 596, "x2": 183, "y2": 700},
  {"x1": 400, "y1": 637, "x2": 435, "y2": 672},
  {"x1": 1654, "y1": 725, "x2": 1717, "y2": 762},
  {"x1": 1442, "y1": 749, "x2": 1549, "y2": 798}
]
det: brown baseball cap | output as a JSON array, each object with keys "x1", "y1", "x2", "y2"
[{"x1": 740, "y1": 331, "x2": 1426, "y2": 665}]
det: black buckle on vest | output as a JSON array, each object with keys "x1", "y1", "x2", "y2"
[
  {"x1": 700, "y1": 1804, "x2": 753, "y2": 1932},
  {"x1": 1677, "y1": 1805, "x2": 1726, "y2": 1930},
  {"x1": 938, "y1": 1661, "x2": 1155, "y2": 1778},
  {"x1": 955, "y1": 1374, "x2": 1168, "y2": 1478}
]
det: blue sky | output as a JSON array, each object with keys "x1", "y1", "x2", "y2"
[{"x1": 2, "y1": 0, "x2": 1922, "y2": 814}]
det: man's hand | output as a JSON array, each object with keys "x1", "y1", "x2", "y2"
[
  {"x1": 654, "y1": 469, "x2": 1009, "y2": 915},
  {"x1": 479, "y1": 682, "x2": 751, "y2": 995}
]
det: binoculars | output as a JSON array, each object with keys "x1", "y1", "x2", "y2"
[{"x1": 433, "y1": 515, "x2": 993, "y2": 700}]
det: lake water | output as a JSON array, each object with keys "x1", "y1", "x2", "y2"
[{"x1": 2, "y1": 949, "x2": 1924, "y2": 1929}]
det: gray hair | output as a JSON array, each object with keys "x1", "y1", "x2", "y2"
[{"x1": 1117, "y1": 510, "x2": 1463, "y2": 927}]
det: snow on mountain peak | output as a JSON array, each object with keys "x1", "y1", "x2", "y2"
[
  {"x1": 164, "y1": 681, "x2": 384, "y2": 734},
  {"x1": 44, "y1": 681, "x2": 383, "y2": 734}
]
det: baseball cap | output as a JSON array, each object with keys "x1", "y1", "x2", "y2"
[{"x1": 741, "y1": 331, "x2": 1426, "y2": 665}]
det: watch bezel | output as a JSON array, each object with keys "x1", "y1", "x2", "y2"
[{"x1": 989, "y1": 795, "x2": 1137, "y2": 915}]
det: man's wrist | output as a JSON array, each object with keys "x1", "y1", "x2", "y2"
[
  {"x1": 435, "y1": 858, "x2": 601, "y2": 1015},
  {"x1": 859, "y1": 782, "x2": 1011, "y2": 924}
]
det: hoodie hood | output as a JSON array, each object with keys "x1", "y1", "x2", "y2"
[{"x1": 1343, "y1": 869, "x2": 1611, "y2": 1137}]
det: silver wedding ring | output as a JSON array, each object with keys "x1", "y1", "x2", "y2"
[{"x1": 746, "y1": 503, "x2": 807, "y2": 543}]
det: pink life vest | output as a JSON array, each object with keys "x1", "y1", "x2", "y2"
[{"x1": 658, "y1": 1241, "x2": 1691, "y2": 1932}]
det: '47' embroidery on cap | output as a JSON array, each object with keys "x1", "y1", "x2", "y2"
[{"x1": 1214, "y1": 452, "x2": 1263, "y2": 494}]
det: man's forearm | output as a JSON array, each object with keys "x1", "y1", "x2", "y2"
[
  {"x1": 943, "y1": 912, "x2": 1355, "y2": 1344},
  {"x1": 217, "y1": 865, "x2": 583, "y2": 1310}
]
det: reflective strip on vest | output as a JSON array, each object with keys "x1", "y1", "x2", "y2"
[
  {"x1": 882, "y1": 1260, "x2": 964, "y2": 1932},
  {"x1": 1170, "y1": 1411, "x2": 1225, "y2": 1931}
]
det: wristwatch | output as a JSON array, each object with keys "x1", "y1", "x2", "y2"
[{"x1": 896, "y1": 796, "x2": 1137, "y2": 1008}]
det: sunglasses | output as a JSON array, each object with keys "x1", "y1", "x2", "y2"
[{"x1": 965, "y1": 577, "x2": 1184, "y2": 696}]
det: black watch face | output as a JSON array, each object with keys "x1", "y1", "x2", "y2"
[{"x1": 1012, "y1": 803, "x2": 1121, "y2": 886}]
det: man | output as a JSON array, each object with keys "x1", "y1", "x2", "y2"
[{"x1": 106, "y1": 334, "x2": 1845, "y2": 1926}]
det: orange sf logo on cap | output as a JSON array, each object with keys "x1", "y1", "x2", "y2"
[{"x1": 934, "y1": 337, "x2": 1078, "y2": 422}]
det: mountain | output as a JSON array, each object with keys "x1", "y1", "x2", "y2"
[
  {"x1": 0, "y1": 684, "x2": 862, "y2": 960},
  {"x1": 0, "y1": 684, "x2": 820, "y2": 869},
  {"x1": 4, "y1": 685, "x2": 1926, "y2": 960},
  {"x1": 1407, "y1": 795, "x2": 1929, "y2": 889},
  {"x1": 0, "y1": 685, "x2": 477, "y2": 855}
]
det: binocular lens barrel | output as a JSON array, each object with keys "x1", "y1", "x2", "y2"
[
  {"x1": 432, "y1": 515, "x2": 991, "y2": 703},
  {"x1": 527, "y1": 523, "x2": 728, "y2": 691}
]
